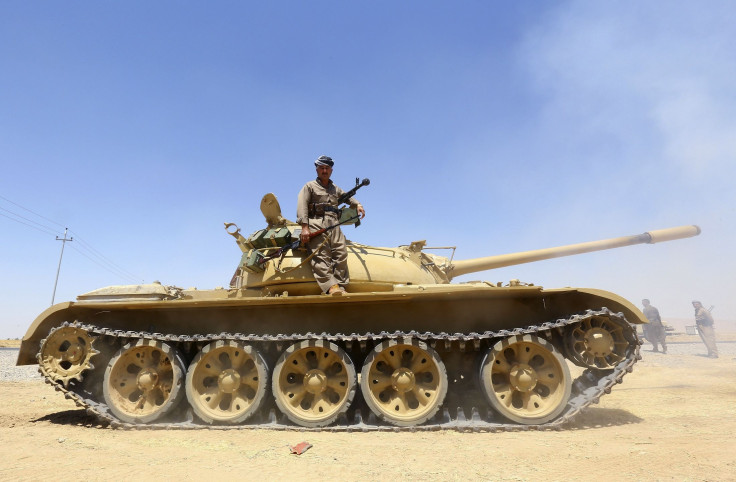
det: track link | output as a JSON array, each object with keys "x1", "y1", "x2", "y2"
[{"x1": 37, "y1": 308, "x2": 641, "y2": 432}]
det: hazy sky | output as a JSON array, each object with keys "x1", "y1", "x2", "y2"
[{"x1": 2, "y1": 1, "x2": 734, "y2": 339}]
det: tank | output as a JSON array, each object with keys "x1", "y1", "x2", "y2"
[{"x1": 17, "y1": 193, "x2": 701, "y2": 431}]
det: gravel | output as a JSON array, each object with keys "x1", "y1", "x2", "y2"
[{"x1": 0, "y1": 348, "x2": 42, "y2": 382}]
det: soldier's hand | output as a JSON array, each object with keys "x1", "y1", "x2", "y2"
[
  {"x1": 357, "y1": 204, "x2": 365, "y2": 219},
  {"x1": 300, "y1": 226, "x2": 311, "y2": 245}
]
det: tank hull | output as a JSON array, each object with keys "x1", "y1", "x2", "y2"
[
  {"x1": 20, "y1": 281, "x2": 647, "y2": 431},
  {"x1": 18, "y1": 283, "x2": 644, "y2": 366}
]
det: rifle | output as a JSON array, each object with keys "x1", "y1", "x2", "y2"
[
  {"x1": 338, "y1": 178, "x2": 370, "y2": 205},
  {"x1": 257, "y1": 214, "x2": 360, "y2": 267}
]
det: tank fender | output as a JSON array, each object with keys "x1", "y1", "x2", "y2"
[
  {"x1": 544, "y1": 288, "x2": 647, "y2": 325},
  {"x1": 577, "y1": 288, "x2": 647, "y2": 324},
  {"x1": 17, "y1": 302, "x2": 78, "y2": 366}
]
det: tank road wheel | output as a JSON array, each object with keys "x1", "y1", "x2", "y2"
[
  {"x1": 185, "y1": 340, "x2": 268, "y2": 424},
  {"x1": 103, "y1": 339, "x2": 186, "y2": 424},
  {"x1": 480, "y1": 335, "x2": 571, "y2": 425},
  {"x1": 565, "y1": 314, "x2": 635, "y2": 370},
  {"x1": 360, "y1": 339, "x2": 448, "y2": 427},
  {"x1": 272, "y1": 340, "x2": 356, "y2": 427},
  {"x1": 38, "y1": 325, "x2": 98, "y2": 387}
]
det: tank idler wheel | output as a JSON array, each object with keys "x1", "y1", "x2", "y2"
[
  {"x1": 360, "y1": 339, "x2": 448, "y2": 427},
  {"x1": 480, "y1": 334, "x2": 571, "y2": 425},
  {"x1": 272, "y1": 340, "x2": 356, "y2": 428},
  {"x1": 186, "y1": 340, "x2": 268, "y2": 424},
  {"x1": 565, "y1": 314, "x2": 634, "y2": 370},
  {"x1": 103, "y1": 339, "x2": 186, "y2": 424},
  {"x1": 38, "y1": 325, "x2": 98, "y2": 387}
]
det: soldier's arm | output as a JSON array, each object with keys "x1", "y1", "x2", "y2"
[
  {"x1": 297, "y1": 184, "x2": 312, "y2": 243},
  {"x1": 336, "y1": 186, "x2": 365, "y2": 218},
  {"x1": 296, "y1": 184, "x2": 311, "y2": 225},
  {"x1": 705, "y1": 310, "x2": 714, "y2": 324}
]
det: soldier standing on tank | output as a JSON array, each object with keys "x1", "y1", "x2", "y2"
[
  {"x1": 297, "y1": 155, "x2": 365, "y2": 295},
  {"x1": 692, "y1": 300, "x2": 718, "y2": 358},
  {"x1": 641, "y1": 299, "x2": 667, "y2": 353}
]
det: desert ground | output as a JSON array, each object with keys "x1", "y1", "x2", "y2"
[{"x1": 1, "y1": 335, "x2": 735, "y2": 481}]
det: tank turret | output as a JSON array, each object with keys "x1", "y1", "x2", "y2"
[{"x1": 227, "y1": 194, "x2": 700, "y2": 295}]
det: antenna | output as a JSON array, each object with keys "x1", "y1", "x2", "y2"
[{"x1": 51, "y1": 227, "x2": 73, "y2": 305}]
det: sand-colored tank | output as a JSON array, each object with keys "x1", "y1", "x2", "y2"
[{"x1": 18, "y1": 193, "x2": 700, "y2": 430}]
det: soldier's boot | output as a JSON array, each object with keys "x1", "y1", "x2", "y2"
[
  {"x1": 662, "y1": 344, "x2": 667, "y2": 354},
  {"x1": 328, "y1": 284, "x2": 343, "y2": 296}
]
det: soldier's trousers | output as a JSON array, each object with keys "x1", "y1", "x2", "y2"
[
  {"x1": 307, "y1": 219, "x2": 349, "y2": 293},
  {"x1": 644, "y1": 324, "x2": 667, "y2": 352},
  {"x1": 696, "y1": 323, "x2": 718, "y2": 356}
]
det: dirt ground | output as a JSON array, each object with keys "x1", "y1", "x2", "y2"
[{"x1": 2, "y1": 338, "x2": 735, "y2": 481}]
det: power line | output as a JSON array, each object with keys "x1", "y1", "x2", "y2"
[
  {"x1": 0, "y1": 210, "x2": 59, "y2": 236},
  {"x1": 1, "y1": 194, "x2": 144, "y2": 284},
  {"x1": 2, "y1": 209, "x2": 144, "y2": 282},
  {"x1": 70, "y1": 231, "x2": 143, "y2": 282},
  {"x1": 69, "y1": 244, "x2": 142, "y2": 284},
  {"x1": 0, "y1": 206, "x2": 61, "y2": 236},
  {"x1": 0, "y1": 194, "x2": 65, "y2": 229}
]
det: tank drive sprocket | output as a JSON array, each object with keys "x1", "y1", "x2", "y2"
[{"x1": 38, "y1": 323, "x2": 98, "y2": 387}]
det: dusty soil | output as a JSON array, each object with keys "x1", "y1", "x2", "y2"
[{"x1": 2, "y1": 342, "x2": 735, "y2": 481}]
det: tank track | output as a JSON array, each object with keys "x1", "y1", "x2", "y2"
[{"x1": 37, "y1": 307, "x2": 641, "y2": 432}]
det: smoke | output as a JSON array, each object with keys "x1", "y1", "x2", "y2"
[{"x1": 495, "y1": 0, "x2": 736, "y2": 327}]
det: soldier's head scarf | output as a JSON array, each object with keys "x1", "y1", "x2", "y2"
[{"x1": 315, "y1": 155, "x2": 334, "y2": 167}]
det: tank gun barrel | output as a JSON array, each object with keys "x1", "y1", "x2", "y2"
[{"x1": 447, "y1": 225, "x2": 701, "y2": 280}]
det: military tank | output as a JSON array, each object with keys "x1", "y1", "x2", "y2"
[{"x1": 17, "y1": 192, "x2": 701, "y2": 431}]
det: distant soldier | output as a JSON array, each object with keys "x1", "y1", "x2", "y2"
[
  {"x1": 692, "y1": 300, "x2": 718, "y2": 358},
  {"x1": 641, "y1": 299, "x2": 667, "y2": 353}
]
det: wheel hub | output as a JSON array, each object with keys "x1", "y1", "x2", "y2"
[
  {"x1": 584, "y1": 328, "x2": 614, "y2": 357},
  {"x1": 391, "y1": 368, "x2": 416, "y2": 393},
  {"x1": 304, "y1": 369, "x2": 327, "y2": 394},
  {"x1": 218, "y1": 369, "x2": 242, "y2": 393},
  {"x1": 137, "y1": 368, "x2": 159, "y2": 391},
  {"x1": 63, "y1": 342, "x2": 84, "y2": 363},
  {"x1": 509, "y1": 363, "x2": 538, "y2": 392}
]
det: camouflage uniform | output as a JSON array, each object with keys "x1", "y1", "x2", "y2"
[
  {"x1": 296, "y1": 179, "x2": 359, "y2": 294},
  {"x1": 693, "y1": 302, "x2": 718, "y2": 358},
  {"x1": 642, "y1": 302, "x2": 667, "y2": 353}
]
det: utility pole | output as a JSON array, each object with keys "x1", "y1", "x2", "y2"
[{"x1": 51, "y1": 227, "x2": 73, "y2": 305}]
